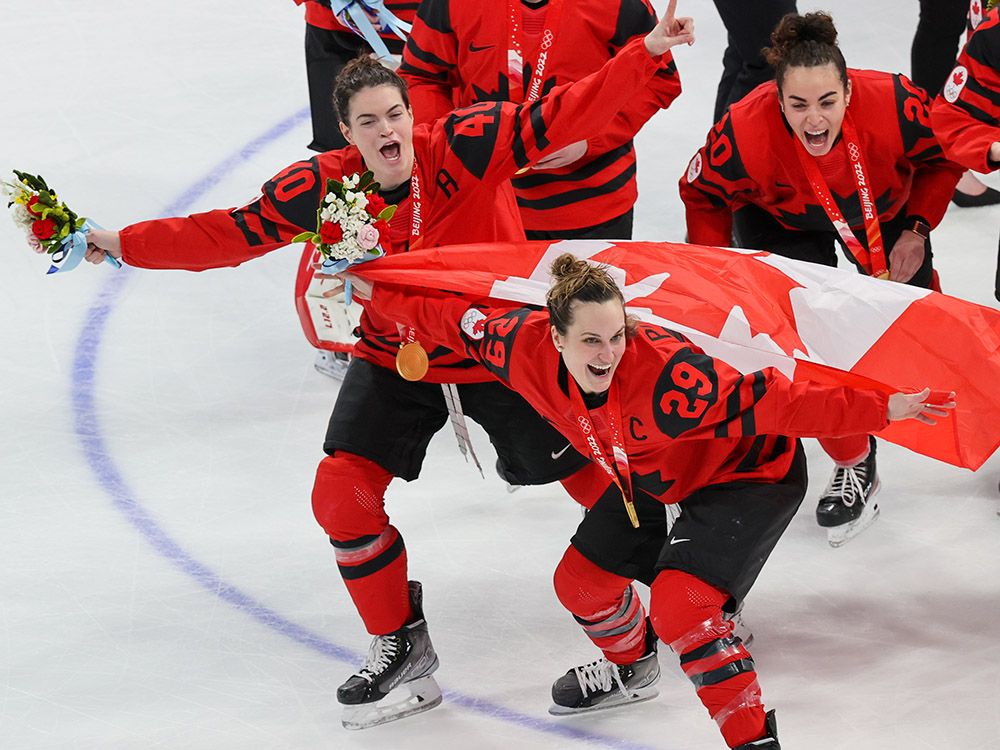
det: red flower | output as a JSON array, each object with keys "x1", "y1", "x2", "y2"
[
  {"x1": 319, "y1": 221, "x2": 343, "y2": 244},
  {"x1": 366, "y1": 193, "x2": 387, "y2": 217},
  {"x1": 31, "y1": 218, "x2": 56, "y2": 240},
  {"x1": 373, "y1": 219, "x2": 391, "y2": 239},
  {"x1": 26, "y1": 195, "x2": 43, "y2": 216}
]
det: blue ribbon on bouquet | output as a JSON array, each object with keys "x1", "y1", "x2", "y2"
[
  {"x1": 46, "y1": 218, "x2": 122, "y2": 275},
  {"x1": 330, "y1": 0, "x2": 412, "y2": 62},
  {"x1": 317, "y1": 247, "x2": 384, "y2": 306}
]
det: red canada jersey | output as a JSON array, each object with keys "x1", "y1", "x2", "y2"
[
  {"x1": 120, "y1": 38, "x2": 663, "y2": 383},
  {"x1": 931, "y1": 9, "x2": 1000, "y2": 173},
  {"x1": 370, "y1": 286, "x2": 890, "y2": 502},
  {"x1": 399, "y1": 0, "x2": 681, "y2": 232},
  {"x1": 680, "y1": 69, "x2": 962, "y2": 248},
  {"x1": 297, "y1": 0, "x2": 417, "y2": 35}
]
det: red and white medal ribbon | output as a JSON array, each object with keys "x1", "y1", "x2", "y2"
[
  {"x1": 507, "y1": 0, "x2": 566, "y2": 103},
  {"x1": 793, "y1": 111, "x2": 889, "y2": 279},
  {"x1": 567, "y1": 381, "x2": 639, "y2": 528}
]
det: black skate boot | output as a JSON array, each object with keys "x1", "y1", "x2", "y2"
[
  {"x1": 735, "y1": 709, "x2": 780, "y2": 749},
  {"x1": 816, "y1": 437, "x2": 880, "y2": 547},
  {"x1": 549, "y1": 624, "x2": 660, "y2": 715},
  {"x1": 338, "y1": 581, "x2": 442, "y2": 730}
]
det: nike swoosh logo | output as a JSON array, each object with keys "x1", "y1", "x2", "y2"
[
  {"x1": 468, "y1": 41, "x2": 495, "y2": 53},
  {"x1": 551, "y1": 443, "x2": 572, "y2": 460},
  {"x1": 669, "y1": 538, "x2": 691, "y2": 545}
]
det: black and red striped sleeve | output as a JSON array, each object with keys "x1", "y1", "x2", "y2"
[
  {"x1": 678, "y1": 111, "x2": 756, "y2": 247},
  {"x1": 429, "y1": 36, "x2": 665, "y2": 189},
  {"x1": 931, "y1": 11, "x2": 1000, "y2": 173},
  {"x1": 398, "y1": 0, "x2": 459, "y2": 125},
  {"x1": 891, "y1": 74, "x2": 964, "y2": 227},
  {"x1": 581, "y1": 0, "x2": 682, "y2": 156},
  {"x1": 120, "y1": 157, "x2": 323, "y2": 271}
]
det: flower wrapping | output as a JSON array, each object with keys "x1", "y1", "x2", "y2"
[
  {"x1": 3, "y1": 171, "x2": 120, "y2": 274},
  {"x1": 330, "y1": 0, "x2": 412, "y2": 61}
]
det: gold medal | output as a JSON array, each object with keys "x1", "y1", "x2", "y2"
[
  {"x1": 396, "y1": 341, "x2": 429, "y2": 381},
  {"x1": 875, "y1": 270, "x2": 890, "y2": 280}
]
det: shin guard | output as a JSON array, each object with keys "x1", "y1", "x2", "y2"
[
  {"x1": 554, "y1": 545, "x2": 650, "y2": 664},
  {"x1": 651, "y1": 570, "x2": 765, "y2": 748}
]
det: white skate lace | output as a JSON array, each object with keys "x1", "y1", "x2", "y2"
[
  {"x1": 355, "y1": 633, "x2": 402, "y2": 682},
  {"x1": 574, "y1": 658, "x2": 627, "y2": 698},
  {"x1": 823, "y1": 464, "x2": 867, "y2": 508}
]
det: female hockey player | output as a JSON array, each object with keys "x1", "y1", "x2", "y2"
[
  {"x1": 678, "y1": 11, "x2": 963, "y2": 547},
  {"x1": 351, "y1": 252, "x2": 953, "y2": 749},
  {"x1": 931, "y1": 0, "x2": 1000, "y2": 301},
  {"x1": 82, "y1": 2, "x2": 695, "y2": 731}
]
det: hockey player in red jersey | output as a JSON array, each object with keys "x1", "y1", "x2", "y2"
[
  {"x1": 932, "y1": 2, "x2": 1000, "y2": 292},
  {"x1": 398, "y1": 0, "x2": 682, "y2": 240},
  {"x1": 352, "y1": 252, "x2": 953, "y2": 749},
  {"x1": 679, "y1": 11, "x2": 962, "y2": 547},
  {"x1": 82, "y1": 6, "x2": 696, "y2": 730},
  {"x1": 931, "y1": 2, "x2": 1000, "y2": 232}
]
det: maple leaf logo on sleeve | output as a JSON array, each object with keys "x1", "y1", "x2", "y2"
[{"x1": 943, "y1": 65, "x2": 969, "y2": 103}]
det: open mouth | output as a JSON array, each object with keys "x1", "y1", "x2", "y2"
[
  {"x1": 587, "y1": 363, "x2": 613, "y2": 378},
  {"x1": 804, "y1": 129, "x2": 829, "y2": 150},
  {"x1": 379, "y1": 142, "x2": 401, "y2": 161}
]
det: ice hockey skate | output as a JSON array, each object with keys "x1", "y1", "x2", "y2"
[
  {"x1": 338, "y1": 581, "x2": 442, "y2": 730},
  {"x1": 549, "y1": 629, "x2": 660, "y2": 715},
  {"x1": 735, "y1": 709, "x2": 780, "y2": 749},
  {"x1": 314, "y1": 349, "x2": 351, "y2": 381},
  {"x1": 816, "y1": 438, "x2": 880, "y2": 548}
]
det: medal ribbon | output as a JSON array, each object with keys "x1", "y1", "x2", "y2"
[
  {"x1": 507, "y1": 0, "x2": 567, "y2": 103},
  {"x1": 792, "y1": 111, "x2": 888, "y2": 279},
  {"x1": 567, "y1": 381, "x2": 639, "y2": 528}
]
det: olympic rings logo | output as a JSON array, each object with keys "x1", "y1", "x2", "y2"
[
  {"x1": 848, "y1": 143, "x2": 861, "y2": 162},
  {"x1": 541, "y1": 30, "x2": 554, "y2": 49},
  {"x1": 577, "y1": 416, "x2": 592, "y2": 434}
]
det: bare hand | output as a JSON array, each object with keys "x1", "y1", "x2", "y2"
[
  {"x1": 989, "y1": 141, "x2": 1000, "y2": 164},
  {"x1": 888, "y1": 230, "x2": 926, "y2": 283},
  {"x1": 645, "y1": 0, "x2": 695, "y2": 57},
  {"x1": 532, "y1": 141, "x2": 589, "y2": 171},
  {"x1": 85, "y1": 229, "x2": 123, "y2": 265},
  {"x1": 887, "y1": 387, "x2": 956, "y2": 425}
]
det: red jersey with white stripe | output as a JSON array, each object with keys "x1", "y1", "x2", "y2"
[
  {"x1": 369, "y1": 285, "x2": 890, "y2": 501},
  {"x1": 399, "y1": 0, "x2": 682, "y2": 232},
  {"x1": 932, "y1": 9, "x2": 1000, "y2": 173},
  {"x1": 119, "y1": 38, "x2": 664, "y2": 383},
  {"x1": 680, "y1": 69, "x2": 962, "y2": 248}
]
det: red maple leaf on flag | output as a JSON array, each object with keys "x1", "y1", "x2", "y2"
[
  {"x1": 953, "y1": 69, "x2": 966, "y2": 86},
  {"x1": 973, "y1": 1, "x2": 981, "y2": 15}
]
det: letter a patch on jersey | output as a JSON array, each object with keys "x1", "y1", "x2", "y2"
[{"x1": 444, "y1": 102, "x2": 503, "y2": 179}]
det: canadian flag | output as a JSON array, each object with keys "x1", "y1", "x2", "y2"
[{"x1": 353, "y1": 240, "x2": 1000, "y2": 470}]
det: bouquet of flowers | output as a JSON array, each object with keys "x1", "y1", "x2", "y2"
[
  {"x1": 3, "y1": 170, "x2": 119, "y2": 273},
  {"x1": 292, "y1": 170, "x2": 396, "y2": 274}
]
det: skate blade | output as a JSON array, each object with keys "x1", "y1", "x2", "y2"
[
  {"x1": 827, "y1": 500, "x2": 880, "y2": 548},
  {"x1": 548, "y1": 686, "x2": 658, "y2": 716},
  {"x1": 341, "y1": 675, "x2": 443, "y2": 730}
]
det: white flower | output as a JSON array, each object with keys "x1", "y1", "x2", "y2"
[
  {"x1": 12, "y1": 202, "x2": 33, "y2": 230},
  {"x1": 342, "y1": 174, "x2": 360, "y2": 189}
]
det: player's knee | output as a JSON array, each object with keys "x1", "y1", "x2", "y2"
[
  {"x1": 649, "y1": 569, "x2": 730, "y2": 651},
  {"x1": 554, "y1": 544, "x2": 633, "y2": 615},
  {"x1": 311, "y1": 452, "x2": 393, "y2": 539}
]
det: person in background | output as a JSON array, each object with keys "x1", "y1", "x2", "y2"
[
  {"x1": 911, "y1": 0, "x2": 1000, "y2": 206},
  {"x1": 710, "y1": 0, "x2": 797, "y2": 123},
  {"x1": 679, "y1": 11, "x2": 962, "y2": 547},
  {"x1": 931, "y1": 0, "x2": 1000, "y2": 301},
  {"x1": 398, "y1": 0, "x2": 682, "y2": 241}
]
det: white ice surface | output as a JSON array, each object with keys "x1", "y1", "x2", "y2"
[{"x1": 1, "y1": 2, "x2": 999, "y2": 749}]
